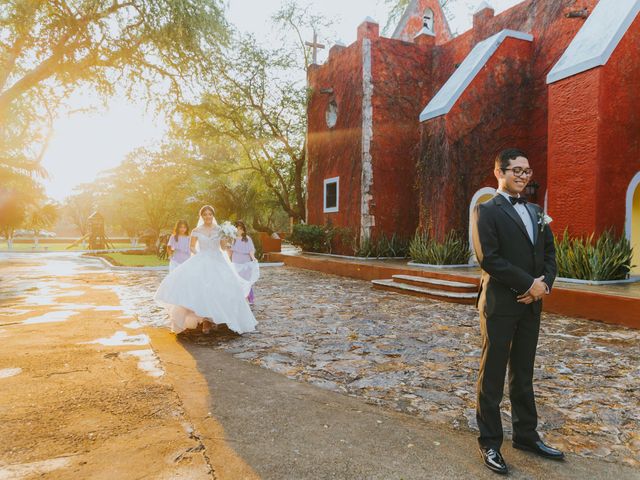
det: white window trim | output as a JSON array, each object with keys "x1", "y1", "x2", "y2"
[{"x1": 323, "y1": 177, "x2": 340, "y2": 213}]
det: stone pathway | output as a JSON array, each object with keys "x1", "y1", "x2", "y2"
[{"x1": 116, "y1": 266, "x2": 640, "y2": 468}]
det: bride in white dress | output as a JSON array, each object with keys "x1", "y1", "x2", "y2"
[{"x1": 154, "y1": 205, "x2": 257, "y2": 334}]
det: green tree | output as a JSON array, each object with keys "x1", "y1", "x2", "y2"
[
  {"x1": 0, "y1": 0, "x2": 229, "y2": 184},
  {"x1": 0, "y1": 173, "x2": 45, "y2": 244},
  {"x1": 26, "y1": 202, "x2": 59, "y2": 247},
  {"x1": 176, "y1": 3, "x2": 331, "y2": 223},
  {"x1": 98, "y1": 146, "x2": 192, "y2": 240},
  {"x1": 63, "y1": 185, "x2": 97, "y2": 236}
]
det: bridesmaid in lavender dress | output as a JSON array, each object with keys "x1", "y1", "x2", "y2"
[
  {"x1": 167, "y1": 220, "x2": 191, "y2": 271},
  {"x1": 231, "y1": 221, "x2": 259, "y2": 304}
]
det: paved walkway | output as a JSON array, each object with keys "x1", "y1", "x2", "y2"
[
  {"x1": 1, "y1": 252, "x2": 639, "y2": 479},
  {"x1": 117, "y1": 264, "x2": 640, "y2": 468}
]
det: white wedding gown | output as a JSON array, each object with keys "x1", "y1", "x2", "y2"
[{"x1": 154, "y1": 227, "x2": 258, "y2": 334}]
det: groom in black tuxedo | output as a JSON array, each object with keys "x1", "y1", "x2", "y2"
[{"x1": 471, "y1": 149, "x2": 564, "y2": 474}]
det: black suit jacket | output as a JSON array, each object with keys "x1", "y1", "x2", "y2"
[{"x1": 471, "y1": 194, "x2": 557, "y2": 316}]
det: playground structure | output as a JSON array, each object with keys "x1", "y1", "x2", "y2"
[{"x1": 66, "y1": 212, "x2": 114, "y2": 250}]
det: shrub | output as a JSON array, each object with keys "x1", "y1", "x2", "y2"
[
  {"x1": 355, "y1": 233, "x2": 409, "y2": 258},
  {"x1": 289, "y1": 224, "x2": 333, "y2": 253},
  {"x1": 409, "y1": 231, "x2": 471, "y2": 265},
  {"x1": 555, "y1": 229, "x2": 634, "y2": 281}
]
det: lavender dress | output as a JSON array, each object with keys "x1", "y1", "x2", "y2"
[
  {"x1": 231, "y1": 236, "x2": 259, "y2": 303},
  {"x1": 168, "y1": 235, "x2": 191, "y2": 271}
]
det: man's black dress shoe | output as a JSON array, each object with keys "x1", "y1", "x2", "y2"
[
  {"x1": 512, "y1": 440, "x2": 565, "y2": 460},
  {"x1": 479, "y1": 446, "x2": 508, "y2": 474}
]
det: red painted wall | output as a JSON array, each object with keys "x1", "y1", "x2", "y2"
[
  {"x1": 419, "y1": 37, "x2": 534, "y2": 239},
  {"x1": 417, "y1": 0, "x2": 598, "y2": 239},
  {"x1": 306, "y1": 43, "x2": 363, "y2": 247},
  {"x1": 549, "y1": 13, "x2": 640, "y2": 237},
  {"x1": 595, "y1": 13, "x2": 640, "y2": 235},
  {"x1": 369, "y1": 37, "x2": 434, "y2": 241}
]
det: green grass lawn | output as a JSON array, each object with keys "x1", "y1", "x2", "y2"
[
  {"x1": 98, "y1": 252, "x2": 169, "y2": 267},
  {"x1": 0, "y1": 242, "x2": 136, "y2": 252}
]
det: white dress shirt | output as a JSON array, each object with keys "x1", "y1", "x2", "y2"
[{"x1": 497, "y1": 189, "x2": 534, "y2": 243}]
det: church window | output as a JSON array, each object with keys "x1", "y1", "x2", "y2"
[
  {"x1": 326, "y1": 100, "x2": 338, "y2": 128},
  {"x1": 324, "y1": 177, "x2": 339, "y2": 213},
  {"x1": 423, "y1": 8, "x2": 435, "y2": 35}
]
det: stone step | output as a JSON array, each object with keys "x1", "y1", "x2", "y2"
[
  {"x1": 391, "y1": 274, "x2": 477, "y2": 293},
  {"x1": 372, "y1": 279, "x2": 477, "y2": 305}
]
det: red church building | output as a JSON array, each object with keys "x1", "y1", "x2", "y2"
[{"x1": 305, "y1": 0, "x2": 640, "y2": 273}]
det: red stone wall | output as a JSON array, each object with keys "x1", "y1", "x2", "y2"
[
  {"x1": 547, "y1": 69, "x2": 601, "y2": 236},
  {"x1": 417, "y1": 0, "x2": 598, "y2": 239},
  {"x1": 419, "y1": 37, "x2": 534, "y2": 239},
  {"x1": 549, "y1": 13, "x2": 640, "y2": 237},
  {"x1": 595, "y1": 13, "x2": 640, "y2": 235},
  {"x1": 306, "y1": 43, "x2": 364, "y2": 248},
  {"x1": 369, "y1": 37, "x2": 434, "y2": 241}
]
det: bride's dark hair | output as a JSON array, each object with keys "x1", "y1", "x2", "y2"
[{"x1": 199, "y1": 205, "x2": 215, "y2": 217}]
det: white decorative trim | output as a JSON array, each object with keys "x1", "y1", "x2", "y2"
[
  {"x1": 407, "y1": 261, "x2": 476, "y2": 269},
  {"x1": 360, "y1": 39, "x2": 375, "y2": 239},
  {"x1": 414, "y1": 26, "x2": 435, "y2": 39},
  {"x1": 547, "y1": 0, "x2": 640, "y2": 84},
  {"x1": 625, "y1": 171, "x2": 640, "y2": 240},
  {"x1": 468, "y1": 187, "x2": 496, "y2": 263},
  {"x1": 557, "y1": 276, "x2": 640, "y2": 285},
  {"x1": 323, "y1": 176, "x2": 340, "y2": 213},
  {"x1": 306, "y1": 252, "x2": 405, "y2": 261},
  {"x1": 419, "y1": 30, "x2": 534, "y2": 122}
]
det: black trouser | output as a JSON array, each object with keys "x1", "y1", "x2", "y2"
[{"x1": 476, "y1": 305, "x2": 541, "y2": 449}]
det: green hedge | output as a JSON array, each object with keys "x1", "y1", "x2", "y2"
[
  {"x1": 409, "y1": 231, "x2": 471, "y2": 265},
  {"x1": 555, "y1": 229, "x2": 634, "y2": 281},
  {"x1": 289, "y1": 224, "x2": 333, "y2": 253},
  {"x1": 289, "y1": 224, "x2": 409, "y2": 257}
]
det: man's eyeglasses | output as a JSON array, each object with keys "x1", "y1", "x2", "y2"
[{"x1": 502, "y1": 167, "x2": 533, "y2": 178}]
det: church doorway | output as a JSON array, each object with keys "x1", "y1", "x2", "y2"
[
  {"x1": 469, "y1": 187, "x2": 496, "y2": 264},
  {"x1": 625, "y1": 172, "x2": 640, "y2": 275}
]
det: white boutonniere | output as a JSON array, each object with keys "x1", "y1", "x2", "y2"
[{"x1": 537, "y1": 211, "x2": 553, "y2": 231}]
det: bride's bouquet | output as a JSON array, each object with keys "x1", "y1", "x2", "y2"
[{"x1": 219, "y1": 221, "x2": 238, "y2": 242}]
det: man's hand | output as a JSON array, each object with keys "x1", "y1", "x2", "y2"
[{"x1": 517, "y1": 276, "x2": 546, "y2": 303}]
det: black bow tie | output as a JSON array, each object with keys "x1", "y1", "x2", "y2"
[{"x1": 509, "y1": 196, "x2": 527, "y2": 205}]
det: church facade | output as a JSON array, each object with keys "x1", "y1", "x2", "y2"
[{"x1": 306, "y1": 0, "x2": 640, "y2": 272}]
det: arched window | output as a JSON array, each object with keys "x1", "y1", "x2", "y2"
[
  {"x1": 326, "y1": 100, "x2": 338, "y2": 128},
  {"x1": 422, "y1": 8, "x2": 435, "y2": 35}
]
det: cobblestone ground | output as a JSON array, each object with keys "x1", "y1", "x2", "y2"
[{"x1": 117, "y1": 266, "x2": 640, "y2": 467}]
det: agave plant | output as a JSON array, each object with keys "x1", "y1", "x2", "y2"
[
  {"x1": 555, "y1": 229, "x2": 634, "y2": 281},
  {"x1": 355, "y1": 233, "x2": 409, "y2": 258},
  {"x1": 409, "y1": 230, "x2": 471, "y2": 265}
]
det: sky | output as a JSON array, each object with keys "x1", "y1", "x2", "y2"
[{"x1": 41, "y1": 0, "x2": 522, "y2": 201}]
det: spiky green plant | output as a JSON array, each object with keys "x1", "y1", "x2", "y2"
[
  {"x1": 409, "y1": 230, "x2": 471, "y2": 265},
  {"x1": 555, "y1": 229, "x2": 634, "y2": 281},
  {"x1": 355, "y1": 233, "x2": 409, "y2": 258}
]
